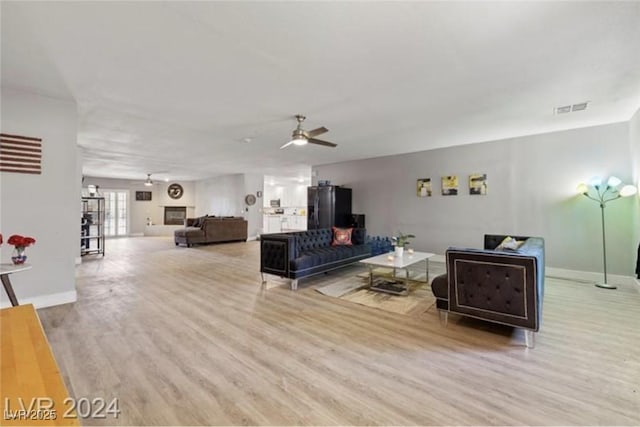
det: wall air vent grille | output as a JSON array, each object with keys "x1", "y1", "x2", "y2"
[{"x1": 0, "y1": 133, "x2": 42, "y2": 174}]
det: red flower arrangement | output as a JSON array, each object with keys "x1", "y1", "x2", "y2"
[
  {"x1": 6, "y1": 234, "x2": 36, "y2": 265},
  {"x1": 7, "y1": 235, "x2": 36, "y2": 249}
]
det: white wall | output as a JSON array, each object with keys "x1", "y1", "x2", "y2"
[
  {"x1": 0, "y1": 88, "x2": 78, "y2": 307},
  {"x1": 242, "y1": 173, "x2": 264, "y2": 239},
  {"x1": 314, "y1": 122, "x2": 637, "y2": 276},
  {"x1": 195, "y1": 174, "x2": 244, "y2": 217},
  {"x1": 82, "y1": 177, "x2": 196, "y2": 234}
]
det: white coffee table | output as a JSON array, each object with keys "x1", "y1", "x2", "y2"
[{"x1": 359, "y1": 251, "x2": 435, "y2": 295}]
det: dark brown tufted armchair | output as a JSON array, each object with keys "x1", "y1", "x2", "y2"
[{"x1": 431, "y1": 234, "x2": 545, "y2": 348}]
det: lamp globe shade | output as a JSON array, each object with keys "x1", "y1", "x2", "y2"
[
  {"x1": 589, "y1": 176, "x2": 602, "y2": 188},
  {"x1": 576, "y1": 183, "x2": 589, "y2": 194},
  {"x1": 619, "y1": 185, "x2": 638, "y2": 197},
  {"x1": 607, "y1": 176, "x2": 622, "y2": 188}
]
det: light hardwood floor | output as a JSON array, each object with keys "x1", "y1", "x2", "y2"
[{"x1": 38, "y1": 237, "x2": 640, "y2": 425}]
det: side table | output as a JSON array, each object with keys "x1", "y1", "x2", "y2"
[{"x1": 0, "y1": 263, "x2": 32, "y2": 306}]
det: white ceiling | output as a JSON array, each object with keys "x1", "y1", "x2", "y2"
[{"x1": 2, "y1": 1, "x2": 639, "y2": 182}]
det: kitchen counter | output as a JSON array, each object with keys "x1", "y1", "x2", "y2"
[{"x1": 263, "y1": 212, "x2": 307, "y2": 233}]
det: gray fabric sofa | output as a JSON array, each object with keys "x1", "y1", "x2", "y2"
[
  {"x1": 174, "y1": 216, "x2": 247, "y2": 247},
  {"x1": 431, "y1": 234, "x2": 545, "y2": 347},
  {"x1": 260, "y1": 228, "x2": 371, "y2": 289}
]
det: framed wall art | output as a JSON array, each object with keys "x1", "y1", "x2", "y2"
[
  {"x1": 135, "y1": 191, "x2": 152, "y2": 201},
  {"x1": 441, "y1": 175, "x2": 458, "y2": 196},
  {"x1": 417, "y1": 178, "x2": 432, "y2": 197},
  {"x1": 469, "y1": 174, "x2": 488, "y2": 195}
]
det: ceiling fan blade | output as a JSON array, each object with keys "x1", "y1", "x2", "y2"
[
  {"x1": 280, "y1": 140, "x2": 295, "y2": 149},
  {"x1": 305, "y1": 127, "x2": 329, "y2": 138},
  {"x1": 308, "y1": 138, "x2": 337, "y2": 148}
]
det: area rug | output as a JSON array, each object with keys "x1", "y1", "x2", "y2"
[
  {"x1": 315, "y1": 279, "x2": 367, "y2": 298},
  {"x1": 316, "y1": 268, "x2": 437, "y2": 318},
  {"x1": 315, "y1": 267, "x2": 425, "y2": 297}
]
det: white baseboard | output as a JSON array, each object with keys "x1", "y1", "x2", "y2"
[
  {"x1": 543, "y1": 267, "x2": 635, "y2": 287},
  {"x1": 0, "y1": 290, "x2": 77, "y2": 309},
  {"x1": 130, "y1": 232, "x2": 144, "y2": 237},
  {"x1": 247, "y1": 235, "x2": 258, "y2": 241},
  {"x1": 75, "y1": 256, "x2": 82, "y2": 265}
]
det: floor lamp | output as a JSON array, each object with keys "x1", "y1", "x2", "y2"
[{"x1": 577, "y1": 176, "x2": 637, "y2": 289}]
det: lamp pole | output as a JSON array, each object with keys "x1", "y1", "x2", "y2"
[{"x1": 597, "y1": 202, "x2": 614, "y2": 289}]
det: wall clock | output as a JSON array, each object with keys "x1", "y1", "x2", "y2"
[
  {"x1": 245, "y1": 194, "x2": 257, "y2": 206},
  {"x1": 167, "y1": 183, "x2": 184, "y2": 199}
]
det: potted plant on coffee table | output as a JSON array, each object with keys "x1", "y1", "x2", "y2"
[{"x1": 392, "y1": 232, "x2": 415, "y2": 257}]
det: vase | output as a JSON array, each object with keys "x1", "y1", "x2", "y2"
[
  {"x1": 394, "y1": 246, "x2": 404, "y2": 257},
  {"x1": 11, "y1": 248, "x2": 27, "y2": 265}
]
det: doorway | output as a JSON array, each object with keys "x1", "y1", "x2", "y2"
[{"x1": 103, "y1": 190, "x2": 128, "y2": 236}]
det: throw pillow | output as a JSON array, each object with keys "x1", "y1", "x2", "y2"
[
  {"x1": 496, "y1": 236, "x2": 525, "y2": 251},
  {"x1": 193, "y1": 215, "x2": 207, "y2": 228},
  {"x1": 331, "y1": 227, "x2": 353, "y2": 246}
]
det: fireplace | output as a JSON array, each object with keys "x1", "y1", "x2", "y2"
[{"x1": 164, "y1": 206, "x2": 186, "y2": 225}]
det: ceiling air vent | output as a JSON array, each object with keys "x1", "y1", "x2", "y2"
[
  {"x1": 571, "y1": 102, "x2": 589, "y2": 112},
  {"x1": 555, "y1": 101, "x2": 589, "y2": 115}
]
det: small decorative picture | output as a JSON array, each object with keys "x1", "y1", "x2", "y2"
[
  {"x1": 135, "y1": 191, "x2": 152, "y2": 201},
  {"x1": 256, "y1": 190, "x2": 263, "y2": 198},
  {"x1": 469, "y1": 174, "x2": 488, "y2": 195},
  {"x1": 416, "y1": 178, "x2": 432, "y2": 197},
  {"x1": 441, "y1": 175, "x2": 459, "y2": 196}
]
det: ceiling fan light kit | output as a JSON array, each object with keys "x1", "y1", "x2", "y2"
[{"x1": 280, "y1": 114, "x2": 337, "y2": 149}]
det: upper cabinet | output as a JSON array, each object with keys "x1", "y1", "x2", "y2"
[{"x1": 263, "y1": 175, "x2": 310, "y2": 207}]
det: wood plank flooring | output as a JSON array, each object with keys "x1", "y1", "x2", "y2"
[
  {"x1": 37, "y1": 237, "x2": 640, "y2": 425},
  {"x1": 1, "y1": 304, "x2": 79, "y2": 425}
]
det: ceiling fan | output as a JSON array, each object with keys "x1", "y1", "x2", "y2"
[
  {"x1": 143, "y1": 171, "x2": 170, "y2": 186},
  {"x1": 280, "y1": 115, "x2": 337, "y2": 149}
]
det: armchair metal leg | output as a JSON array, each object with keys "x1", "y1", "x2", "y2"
[
  {"x1": 290, "y1": 279, "x2": 298, "y2": 290},
  {"x1": 525, "y1": 330, "x2": 535, "y2": 348},
  {"x1": 438, "y1": 310, "x2": 448, "y2": 327},
  {"x1": 261, "y1": 272, "x2": 266, "y2": 285}
]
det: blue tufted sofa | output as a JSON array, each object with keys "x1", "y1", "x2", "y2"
[
  {"x1": 260, "y1": 228, "x2": 371, "y2": 289},
  {"x1": 431, "y1": 234, "x2": 545, "y2": 348}
]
